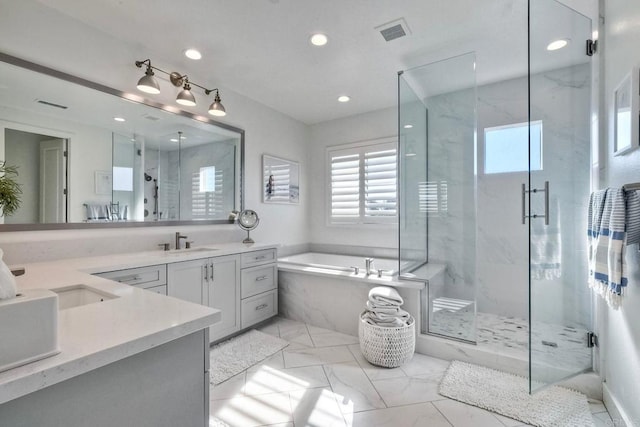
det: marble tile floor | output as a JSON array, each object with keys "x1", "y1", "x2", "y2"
[{"x1": 209, "y1": 316, "x2": 611, "y2": 427}]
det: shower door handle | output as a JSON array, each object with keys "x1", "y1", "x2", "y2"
[
  {"x1": 521, "y1": 183, "x2": 526, "y2": 224},
  {"x1": 543, "y1": 181, "x2": 550, "y2": 225},
  {"x1": 522, "y1": 181, "x2": 550, "y2": 225}
]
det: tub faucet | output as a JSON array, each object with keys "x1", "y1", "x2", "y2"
[
  {"x1": 175, "y1": 232, "x2": 188, "y2": 249},
  {"x1": 365, "y1": 258, "x2": 375, "y2": 275}
]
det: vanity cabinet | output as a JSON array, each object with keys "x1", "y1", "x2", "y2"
[
  {"x1": 240, "y1": 249, "x2": 278, "y2": 328},
  {"x1": 167, "y1": 255, "x2": 241, "y2": 342},
  {"x1": 92, "y1": 246, "x2": 277, "y2": 343},
  {"x1": 94, "y1": 264, "x2": 167, "y2": 295}
]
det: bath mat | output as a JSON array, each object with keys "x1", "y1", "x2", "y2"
[
  {"x1": 438, "y1": 360, "x2": 594, "y2": 427},
  {"x1": 209, "y1": 329, "x2": 289, "y2": 385}
]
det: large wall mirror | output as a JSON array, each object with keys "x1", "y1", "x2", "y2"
[{"x1": 0, "y1": 53, "x2": 244, "y2": 230}]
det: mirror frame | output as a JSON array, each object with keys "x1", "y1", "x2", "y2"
[{"x1": 0, "y1": 52, "x2": 244, "y2": 231}]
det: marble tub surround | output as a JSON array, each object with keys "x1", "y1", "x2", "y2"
[
  {"x1": 209, "y1": 316, "x2": 611, "y2": 427},
  {"x1": 278, "y1": 269, "x2": 422, "y2": 336}
]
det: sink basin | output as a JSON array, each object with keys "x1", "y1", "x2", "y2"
[
  {"x1": 52, "y1": 285, "x2": 118, "y2": 310},
  {"x1": 163, "y1": 247, "x2": 218, "y2": 256}
]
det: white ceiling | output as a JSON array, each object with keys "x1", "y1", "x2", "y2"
[{"x1": 2, "y1": 0, "x2": 594, "y2": 125}]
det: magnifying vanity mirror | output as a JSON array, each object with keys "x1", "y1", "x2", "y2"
[{"x1": 0, "y1": 52, "x2": 244, "y2": 230}]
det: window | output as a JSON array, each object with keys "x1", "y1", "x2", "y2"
[
  {"x1": 112, "y1": 166, "x2": 133, "y2": 191},
  {"x1": 191, "y1": 166, "x2": 224, "y2": 219},
  {"x1": 199, "y1": 166, "x2": 216, "y2": 193},
  {"x1": 484, "y1": 121, "x2": 542, "y2": 174},
  {"x1": 328, "y1": 139, "x2": 397, "y2": 224}
]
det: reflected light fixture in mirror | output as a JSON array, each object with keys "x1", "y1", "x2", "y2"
[
  {"x1": 135, "y1": 58, "x2": 226, "y2": 116},
  {"x1": 546, "y1": 39, "x2": 569, "y2": 51}
]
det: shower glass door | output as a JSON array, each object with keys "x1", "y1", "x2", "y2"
[
  {"x1": 528, "y1": 0, "x2": 592, "y2": 391},
  {"x1": 399, "y1": 53, "x2": 478, "y2": 342}
]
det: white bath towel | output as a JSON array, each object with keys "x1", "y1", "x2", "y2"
[
  {"x1": 366, "y1": 300, "x2": 402, "y2": 315},
  {"x1": 368, "y1": 286, "x2": 403, "y2": 307},
  {"x1": 362, "y1": 311, "x2": 409, "y2": 328},
  {"x1": 588, "y1": 188, "x2": 628, "y2": 309}
]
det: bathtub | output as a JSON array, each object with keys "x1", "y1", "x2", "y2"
[
  {"x1": 277, "y1": 252, "x2": 424, "y2": 336},
  {"x1": 278, "y1": 252, "x2": 407, "y2": 276}
]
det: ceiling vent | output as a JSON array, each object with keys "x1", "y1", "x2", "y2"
[
  {"x1": 36, "y1": 99, "x2": 68, "y2": 109},
  {"x1": 375, "y1": 18, "x2": 411, "y2": 42}
]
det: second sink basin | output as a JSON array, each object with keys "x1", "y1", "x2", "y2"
[{"x1": 52, "y1": 285, "x2": 118, "y2": 310}]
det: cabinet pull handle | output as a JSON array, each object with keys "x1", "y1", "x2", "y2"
[
  {"x1": 210, "y1": 263, "x2": 214, "y2": 281},
  {"x1": 255, "y1": 275, "x2": 268, "y2": 281},
  {"x1": 116, "y1": 274, "x2": 141, "y2": 283},
  {"x1": 204, "y1": 264, "x2": 209, "y2": 282},
  {"x1": 255, "y1": 303, "x2": 268, "y2": 311},
  {"x1": 255, "y1": 255, "x2": 266, "y2": 260}
]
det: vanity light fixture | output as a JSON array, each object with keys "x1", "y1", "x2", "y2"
[
  {"x1": 175, "y1": 77, "x2": 196, "y2": 107},
  {"x1": 134, "y1": 58, "x2": 227, "y2": 117},
  {"x1": 337, "y1": 95, "x2": 350, "y2": 103},
  {"x1": 546, "y1": 39, "x2": 569, "y2": 51},
  {"x1": 135, "y1": 59, "x2": 161, "y2": 94}
]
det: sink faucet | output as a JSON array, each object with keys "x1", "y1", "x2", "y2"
[
  {"x1": 175, "y1": 232, "x2": 188, "y2": 249},
  {"x1": 365, "y1": 258, "x2": 375, "y2": 275}
]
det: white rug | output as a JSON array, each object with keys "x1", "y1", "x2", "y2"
[
  {"x1": 209, "y1": 329, "x2": 289, "y2": 385},
  {"x1": 438, "y1": 361, "x2": 594, "y2": 427}
]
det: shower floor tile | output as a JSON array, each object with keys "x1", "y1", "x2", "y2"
[{"x1": 430, "y1": 310, "x2": 592, "y2": 372}]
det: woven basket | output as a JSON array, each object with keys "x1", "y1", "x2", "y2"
[{"x1": 358, "y1": 311, "x2": 415, "y2": 368}]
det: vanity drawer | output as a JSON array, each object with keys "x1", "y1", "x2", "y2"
[
  {"x1": 241, "y1": 290, "x2": 277, "y2": 328},
  {"x1": 241, "y1": 249, "x2": 276, "y2": 268},
  {"x1": 145, "y1": 285, "x2": 167, "y2": 295},
  {"x1": 95, "y1": 264, "x2": 167, "y2": 288},
  {"x1": 241, "y1": 264, "x2": 277, "y2": 299}
]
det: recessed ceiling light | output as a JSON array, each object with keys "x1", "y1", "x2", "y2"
[
  {"x1": 310, "y1": 33, "x2": 328, "y2": 46},
  {"x1": 184, "y1": 49, "x2": 202, "y2": 60},
  {"x1": 546, "y1": 39, "x2": 569, "y2": 51},
  {"x1": 170, "y1": 138, "x2": 178, "y2": 142},
  {"x1": 337, "y1": 95, "x2": 350, "y2": 103},
  {"x1": 404, "y1": 124, "x2": 413, "y2": 129},
  {"x1": 114, "y1": 117, "x2": 126, "y2": 122}
]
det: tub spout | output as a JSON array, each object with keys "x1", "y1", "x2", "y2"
[{"x1": 365, "y1": 258, "x2": 375, "y2": 275}]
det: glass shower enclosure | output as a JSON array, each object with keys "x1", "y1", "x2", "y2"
[{"x1": 399, "y1": 0, "x2": 593, "y2": 392}]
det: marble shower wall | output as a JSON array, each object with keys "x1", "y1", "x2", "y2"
[
  {"x1": 423, "y1": 63, "x2": 591, "y2": 324},
  {"x1": 477, "y1": 64, "x2": 591, "y2": 325}
]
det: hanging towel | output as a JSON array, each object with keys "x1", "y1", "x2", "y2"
[
  {"x1": 84, "y1": 203, "x2": 109, "y2": 221},
  {"x1": 530, "y1": 196, "x2": 562, "y2": 280},
  {"x1": 626, "y1": 189, "x2": 640, "y2": 245},
  {"x1": 368, "y1": 286, "x2": 404, "y2": 307},
  {"x1": 587, "y1": 188, "x2": 628, "y2": 309}
]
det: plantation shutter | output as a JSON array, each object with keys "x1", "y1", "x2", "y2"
[
  {"x1": 191, "y1": 166, "x2": 224, "y2": 219},
  {"x1": 364, "y1": 148, "x2": 397, "y2": 220},
  {"x1": 330, "y1": 151, "x2": 361, "y2": 221},
  {"x1": 328, "y1": 140, "x2": 397, "y2": 224}
]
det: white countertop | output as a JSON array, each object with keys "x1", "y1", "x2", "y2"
[{"x1": 0, "y1": 241, "x2": 278, "y2": 405}]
